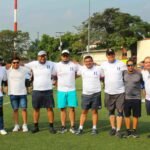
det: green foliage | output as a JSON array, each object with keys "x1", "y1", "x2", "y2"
[
  {"x1": 81, "y1": 8, "x2": 150, "y2": 53},
  {"x1": 0, "y1": 30, "x2": 30, "y2": 61}
]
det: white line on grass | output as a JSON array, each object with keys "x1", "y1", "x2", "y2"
[{"x1": 3, "y1": 102, "x2": 10, "y2": 105}]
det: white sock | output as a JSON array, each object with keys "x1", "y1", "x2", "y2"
[
  {"x1": 93, "y1": 125, "x2": 97, "y2": 129},
  {"x1": 79, "y1": 125, "x2": 83, "y2": 130},
  {"x1": 117, "y1": 128, "x2": 120, "y2": 132}
]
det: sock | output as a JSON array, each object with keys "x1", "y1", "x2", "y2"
[
  {"x1": 79, "y1": 125, "x2": 83, "y2": 130},
  {"x1": 112, "y1": 127, "x2": 116, "y2": 130},
  {"x1": 49, "y1": 123, "x2": 53, "y2": 128},
  {"x1": 117, "y1": 128, "x2": 120, "y2": 132},
  {"x1": 34, "y1": 123, "x2": 38, "y2": 127},
  {"x1": 92, "y1": 125, "x2": 97, "y2": 129}
]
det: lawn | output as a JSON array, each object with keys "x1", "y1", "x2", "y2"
[{"x1": 1, "y1": 77, "x2": 150, "y2": 150}]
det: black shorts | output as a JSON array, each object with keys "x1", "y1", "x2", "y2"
[
  {"x1": 124, "y1": 99, "x2": 141, "y2": 117},
  {"x1": 25, "y1": 79, "x2": 31, "y2": 87},
  {"x1": 105, "y1": 93, "x2": 125, "y2": 112},
  {"x1": 146, "y1": 100, "x2": 150, "y2": 115},
  {"x1": 32, "y1": 90, "x2": 55, "y2": 109},
  {"x1": 81, "y1": 92, "x2": 101, "y2": 110}
]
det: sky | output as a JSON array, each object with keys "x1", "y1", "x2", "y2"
[{"x1": 0, "y1": 0, "x2": 150, "y2": 40}]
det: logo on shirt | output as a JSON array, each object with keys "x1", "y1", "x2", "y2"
[
  {"x1": 94, "y1": 71, "x2": 98, "y2": 75},
  {"x1": 70, "y1": 67, "x2": 74, "y2": 71},
  {"x1": 47, "y1": 65, "x2": 51, "y2": 69},
  {"x1": 117, "y1": 67, "x2": 120, "y2": 70}
]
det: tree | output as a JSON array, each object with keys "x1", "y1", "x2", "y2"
[
  {"x1": 81, "y1": 8, "x2": 150, "y2": 55},
  {"x1": 0, "y1": 30, "x2": 30, "y2": 61}
]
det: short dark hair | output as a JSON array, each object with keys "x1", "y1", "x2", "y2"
[
  {"x1": 11, "y1": 56, "x2": 20, "y2": 62},
  {"x1": 126, "y1": 59, "x2": 135, "y2": 65},
  {"x1": 84, "y1": 55, "x2": 93, "y2": 61}
]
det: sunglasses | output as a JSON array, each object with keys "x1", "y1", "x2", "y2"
[
  {"x1": 127, "y1": 64, "x2": 134, "y2": 67},
  {"x1": 12, "y1": 61, "x2": 19, "y2": 64}
]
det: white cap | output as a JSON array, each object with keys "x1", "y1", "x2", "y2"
[
  {"x1": 61, "y1": 49, "x2": 70, "y2": 55},
  {"x1": 38, "y1": 50, "x2": 47, "y2": 56}
]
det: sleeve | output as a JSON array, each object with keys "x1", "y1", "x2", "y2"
[
  {"x1": 77, "y1": 65, "x2": 82, "y2": 76},
  {"x1": 99, "y1": 64, "x2": 104, "y2": 78},
  {"x1": 2, "y1": 68, "x2": 7, "y2": 81},
  {"x1": 121, "y1": 62, "x2": 127, "y2": 71},
  {"x1": 25, "y1": 61, "x2": 34, "y2": 69},
  {"x1": 51, "y1": 62, "x2": 57, "y2": 76}
]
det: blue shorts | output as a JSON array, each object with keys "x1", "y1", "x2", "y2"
[
  {"x1": 10, "y1": 95, "x2": 27, "y2": 110},
  {"x1": 57, "y1": 90, "x2": 78, "y2": 108}
]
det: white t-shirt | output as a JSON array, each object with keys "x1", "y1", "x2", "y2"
[
  {"x1": 25, "y1": 61, "x2": 55, "y2": 91},
  {"x1": 101, "y1": 60, "x2": 126, "y2": 94},
  {"x1": 142, "y1": 70, "x2": 150, "y2": 101},
  {"x1": 77, "y1": 65, "x2": 102, "y2": 95},
  {"x1": 0, "y1": 67, "x2": 7, "y2": 97},
  {"x1": 7, "y1": 66, "x2": 28, "y2": 95},
  {"x1": 55, "y1": 61, "x2": 79, "y2": 92}
]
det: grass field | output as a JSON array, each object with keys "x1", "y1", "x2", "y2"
[{"x1": 1, "y1": 77, "x2": 150, "y2": 150}]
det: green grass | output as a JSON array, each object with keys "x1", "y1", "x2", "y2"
[{"x1": 1, "y1": 77, "x2": 150, "y2": 150}]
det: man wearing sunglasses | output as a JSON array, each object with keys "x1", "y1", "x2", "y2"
[
  {"x1": 123, "y1": 59, "x2": 143, "y2": 138},
  {"x1": 7, "y1": 56, "x2": 29, "y2": 132},
  {"x1": 25, "y1": 50, "x2": 56, "y2": 134},
  {"x1": 101, "y1": 49, "x2": 126, "y2": 138}
]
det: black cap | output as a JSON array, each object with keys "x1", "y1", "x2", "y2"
[{"x1": 106, "y1": 49, "x2": 115, "y2": 55}]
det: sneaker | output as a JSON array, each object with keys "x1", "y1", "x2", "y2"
[
  {"x1": 31, "y1": 126, "x2": 39, "y2": 134},
  {"x1": 109, "y1": 129, "x2": 116, "y2": 136},
  {"x1": 0, "y1": 129, "x2": 7, "y2": 135},
  {"x1": 49, "y1": 127, "x2": 57, "y2": 134},
  {"x1": 22, "y1": 124, "x2": 28, "y2": 132},
  {"x1": 69, "y1": 126, "x2": 76, "y2": 134},
  {"x1": 132, "y1": 130, "x2": 139, "y2": 138},
  {"x1": 123, "y1": 129, "x2": 132, "y2": 138},
  {"x1": 76, "y1": 129, "x2": 83, "y2": 135},
  {"x1": 12, "y1": 124, "x2": 20, "y2": 132},
  {"x1": 91, "y1": 128, "x2": 98, "y2": 135},
  {"x1": 59, "y1": 126, "x2": 67, "y2": 134},
  {"x1": 115, "y1": 130, "x2": 123, "y2": 138}
]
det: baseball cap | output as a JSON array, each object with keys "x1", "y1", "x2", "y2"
[
  {"x1": 38, "y1": 50, "x2": 47, "y2": 56},
  {"x1": 106, "y1": 49, "x2": 115, "y2": 55},
  {"x1": 61, "y1": 49, "x2": 70, "y2": 55}
]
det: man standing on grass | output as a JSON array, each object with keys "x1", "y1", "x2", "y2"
[
  {"x1": 141, "y1": 56, "x2": 150, "y2": 138},
  {"x1": 101, "y1": 49, "x2": 126, "y2": 138},
  {"x1": 7, "y1": 56, "x2": 28, "y2": 132},
  {"x1": 123, "y1": 59, "x2": 143, "y2": 138},
  {"x1": 54, "y1": 50, "x2": 78, "y2": 134},
  {"x1": 25, "y1": 50, "x2": 56, "y2": 134},
  {"x1": 76, "y1": 55, "x2": 102, "y2": 135},
  {"x1": 0, "y1": 59, "x2": 7, "y2": 135}
]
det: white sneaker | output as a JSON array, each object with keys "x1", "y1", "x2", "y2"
[
  {"x1": 22, "y1": 124, "x2": 28, "y2": 132},
  {"x1": 12, "y1": 124, "x2": 20, "y2": 132},
  {"x1": 0, "y1": 129, "x2": 7, "y2": 135}
]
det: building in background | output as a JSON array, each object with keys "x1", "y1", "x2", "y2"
[{"x1": 137, "y1": 39, "x2": 150, "y2": 65}]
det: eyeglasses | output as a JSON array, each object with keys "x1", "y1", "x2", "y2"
[
  {"x1": 127, "y1": 64, "x2": 134, "y2": 67},
  {"x1": 12, "y1": 61, "x2": 19, "y2": 64}
]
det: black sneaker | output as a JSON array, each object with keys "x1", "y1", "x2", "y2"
[
  {"x1": 91, "y1": 128, "x2": 98, "y2": 135},
  {"x1": 132, "y1": 130, "x2": 139, "y2": 138},
  {"x1": 147, "y1": 135, "x2": 150, "y2": 138},
  {"x1": 109, "y1": 129, "x2": 116, "y2": 136},
  {"x1": 49, "y1": 127, "x2": 57, "y2": 134},
  {"x1": 69, "y1": 126, "x2": 76, "y2": 134},
  {"x1": 31, "y1": 126, "x2": 39, "y2": 134},
  {"x1": 123, "y1": 129, "x2": 132, "y2": 138},
  {"x1": 59, "y1": 126, "x2": 67, "y2": 134},
  {"x1": 76, "y1": 129, "x2": 83, "y2": 135},
  {"x1": 115, "y1": 130, "x2": 123, "y2": 138}
]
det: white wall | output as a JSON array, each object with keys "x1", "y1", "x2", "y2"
[{"x1": 137, "y1": 39, "x2": 150, "y2": 64}]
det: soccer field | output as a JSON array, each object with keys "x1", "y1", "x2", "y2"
[{"x1": 1, "y1": 77, "x2": 150, "y2": 150}]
